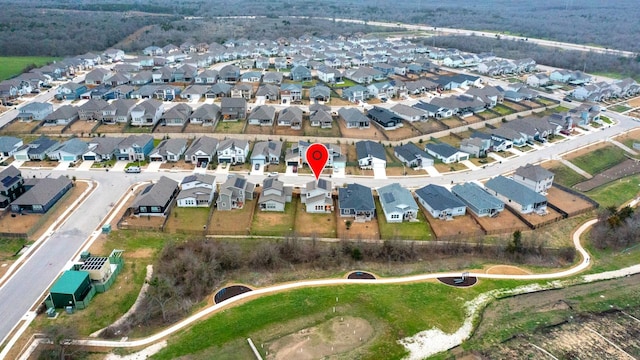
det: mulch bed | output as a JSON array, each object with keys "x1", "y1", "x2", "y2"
[
  {"x1": 347, "y1": 271, "x2": 376, "y2": 280},
  {"x1": 573, "y1": 159, "x2": 640, "y2": 191},
  {"x1": 437, "y1": 276, "x2": 478, "y2": 287},
  {"x1": 214, "y1": 285, "x2": 253, "y2": 303}
]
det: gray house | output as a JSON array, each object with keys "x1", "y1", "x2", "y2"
[
  {"x1": 258, "y1": 177, "x2": 292, "y2": 212},
  {"x1": 13, "y1": 137, "x2": 59, "y2": 161},
  {"x1": 46, "y1": 138, "x2": 88, "y2": 162},
  {"x1": 394, "y1": 143, "x2": 433, "y2": 169},
  {"x1": 513, "y1": 164, "x2": 554, "y2": 194},
  {"x1": 189, "y1": 103, "x2": 220, "y2": 127},
  {"x1": 377, "y1": 183, "x2": 418, "y2": 223},
  {"x1": 484, "y1": 176, "x2": 547, "y2": 214},
  {"x1": 0, "y1": 136, "x2": 23, "y2": 158},
  {"x1": 356, "y1": 140, "x2": 386, "y2": 170},
  {"x1": 83, "y1": 137, "x2": 124, "y2": 162},
  {"x1": 251, "y1": 140, "x2": 282, "y2": 166},
  {"x1": 130, "y1": 176, "x2": 179, "y2": 216},
  {"x1": 415, "y1": 184, "x2": 467, "y2": 220},
  {"x1": 338, "y1": 107, "x2": 369, "y2": 129},
  {"x1": 338, "y1": 183, "x2": 375, "y2": 222},
  {"x1": 11, "y1": 176, "x2": 73, "y2": 213},
  {"x1": 301, "y1": 179, "x2": 333, "y2": 213},
  {"x1": 18, "y1": 102, "x2": 53, "y2": 121},
  {"x1": 248, "y1": 105, "x2": 276, "y2": 126},
  {"x1": 216, "y1": 174, "x2": 255, "y2": 211},
  {"x1": 149, "y1": 138, "x2": 187, "y2": 162},
  {"x1": 0, "y1": 165, "x2": 25, "y2": 208},
  {"x1": 184, "y1": 136, "x2": 218, "y2": 166},
  {"x1": 451, "y1": 182, "x2": 503, "y2": 218},
  {"x1": 425, "y1": 143, "x2": 469, "y2": 164}
]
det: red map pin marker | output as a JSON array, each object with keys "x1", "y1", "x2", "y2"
[{"x1": 306, "y1": 143, "x2": 329, "y2": 181}]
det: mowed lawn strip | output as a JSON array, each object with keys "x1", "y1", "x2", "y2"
[
  {"x1": 0, "y1": 56, "x2": 58, "y2": 81},
  {"x1": 251, "y1": 198, "x2": 297, "y2": 236},
  {"x1": 542, "y1": 161, "x2": 587, "y2": 187},
  {"x1": 293, "y1": 198, "x2": 337, "y2": 238},
  {"x1": 153, "y1": 279, "x2": 534, "y2": 360},
  {"x1": 586, "y1": 174, "x2": 640, "y2": 208},
  {"x1": 568, "y1": 144, "x2": 627, "y2": 175},
  {"x1": 375, "y1": 198, "x2": 433, "y2": 241},
  {"x1": 165, "y1": 206, "x2": 211, "y2": 233}
]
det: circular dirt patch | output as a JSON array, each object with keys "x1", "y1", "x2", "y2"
[
  {"x1": 485, "y1": 265, "x2": 530, "y2": 275},
  {"x1": 214, "y1": 285, "x2": 252, "y2": 304},
  {"x1": 437, "y1": 276, "x2": 478, "y2": 287},
  {"x1": 347, "y1": 271, "x2": 376, "y2": 280}
]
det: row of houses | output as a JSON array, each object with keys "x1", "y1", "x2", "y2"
[{"x1": 0, "y1": 165, "x2": 72, "y2": 213}]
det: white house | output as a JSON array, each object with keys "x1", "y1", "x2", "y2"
[
  {"x1": 177, "y1": 174, "x2": 216, "y2": 207},
  {"x1": 301, "y1": 179, "x2": 334, "y2": 213},
  {"x1": 217, "y1": 138, "x2": 249, "y2": 164}
]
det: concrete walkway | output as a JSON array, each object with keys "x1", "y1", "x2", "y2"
[
  {"x1": 424, "y1": 165, "x2": 441, "y2": 177},
  {"x1": 559, "y1": 158, "x2": 593, "y2": 179},
  {"x1": 487, "y1": 152, "x2": 505, "y2": 162},
  {"x1": 460, "y1": 160, "x2": 479, "y2": 171},
  {"x1": 608, "y1": 138, "x2": 639, "y2": 156}
]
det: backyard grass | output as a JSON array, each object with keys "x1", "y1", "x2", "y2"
[
  {"x1": 492, "y1": 104, "x2": 515, "y2": 116},
  {"x1": 375, "y1": 199, "x2": 433, "y2": 241},
  {"x1": 209, "y1": 200, "x2": 255, "y2": 235},
  {"x1": 293, "y1": 199, "x2": 337, "y2": 238},
  {"x1": 542, "y1": 161, "x2": 587, "y2": 187},
  {"x1": 568, "y1": 144, "x2": 627, "y2": 175},
  {"x1": 330, "y1": 79, "x2": 357, "y2": 88},
  {"x1": 302, "y1": 121, "x2": 341, "y2": 138},
  {"x1": 215, "y1": 120, "x2": 245, "y2": 134},
  {"x1": 165, "y1": 207, "x2": 211, "y2": 233},
  {"x1": 251, "y1": 199, "x2": 297, "y2": 236},
  {"x1": 536, "y1": 97, "x2": 557, "y2": 106},
  {"x1": 0, "y1": 56, "x2": 58, "y2": 81},
  {"x1": 152, "y1": 279, "x2": 535, "y2": 360},
  {"x1": 585, "y1": 174, "x2": 640, "y2": 208}
]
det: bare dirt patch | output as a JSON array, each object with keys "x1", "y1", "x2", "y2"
[
  {"x1": 410, "y1": 120, "x2": 447, "y2": 135},
  {"x1": 93, "y1": 123, "x2": 127, "y2": 134},
  {"x1": 614, "y1": 128, "x2": 640, "y2": 147},
  {"x1": 293, "y1": 200, "x2": 337, "y2": 238},
  {"x1": 183, "y1": 123, "x2": 216, "y2": 133},
  {"x1": 627, "y1": 96, "x2": 640, "y2": 108},
  {"x1": 473, "y1": 210, "x2": 529, "y2": 235},
  {"x1": 337, "y1": 120, "x2": 386, "y2": 141},
  {"x1": 424, "y1": 212, "x2": 484, "y2": 240},
  {"x1": 245, "y1": 124, "x2": 274, "y2": 135},
  {"x1": 546, "y1": 186, "x2": 596, "y2": 215},
  {"x1": 383, "y1": 122, "x2": 421, "y2": 141},
  {"x1": 159, "y1": 160, "x2": 195, "y2": 170},
  {"x1": 336, "y1": 216, "x2": 380, "y2": 241},
  {"x1": 22, "y1": 160, "x2": 58, "y2": 168},
  {"x1": 65, "y1": 120, "x2": 97, "y2": 134},
  {"x1": 485, "y1": 265, "x2": 530, "y2": 275},
  {"x1": 274, "y1": 125, "x2": 304, "y2": 137},
  {"x1": 0, "y1": 120, "x2": 39, "y2": 134},
  {"x1": 266, "y1": 316, "x2": 374, "y2": 360},
  {"x1": 574, "y1": 159, "x2": 640, "y2": 192},
  {"x1": 519, "y1": 207, "x2": 563, "y2": 227},
  {"x1": 36, "y1": 125, "x2": 67, "y2": 135}
]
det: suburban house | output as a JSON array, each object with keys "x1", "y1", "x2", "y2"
[
  {"x1": 10, "y1": 176, "x2": 73, "y2": 213},
  {"x1": 115, "y1": 134, "x2": 154, "y2": 161},
  {"x1": 290, "y1": 65, "x2": 312, "y2": 82},
  {"x1": 18, "y1": 102, "x2": 53, "y2": 121},
  {"x1": 466, "y1": 86, "x2": 504, "y2": 108},
  {"x1": 415, "y1": 184, "x2": 467, "y2": 220},
  {"x1": 231, "y1": 83, "x2": 253, "y2": 100},
  {"x1": 130, "y1": 99, "x2": 164, "y2": 127},
  {"x1": 82, "y1": 137, "x2": 124, "y2": 162},
  {"x1": 513, "y1": 164, "x2": 554, "y2": 194},
  {"x1": 460, "y1": 137, "x2": 491, "y2": 158},
  {"x1": 309, "y1": 85, "x2": 331, "y2": 103},
  {"x1": 55, "y1": 82, "x2": 88, "y2": 100},
  {"x1": 341, "y1": 85, "x2": 369, "y2": 103},
  {"x1": 217, "y1": 138, "x2": 250, "y2": 164},
  {"x1": 85, "y1": 68, "x2": 112, "y2": 85},
  {"x1": 345, "y1": 67, "x2": 384, "y2": 84},
  {"x1": 393, "y1": 143, "x2": 434, "y2": 169},
  {"x1": 367, "y1": 82, "x2": 396, "y2": 100},
  {"x1": 390, "y1": 104, "x2": 428, "y2": 122},
  {"x1": 280, "y1": 83, "x2": 303, "y2": 104},
  {"x1": 309, "y1": 104, "x2": 333, "y2": 128},
  {"x1": 301, "y1": 179, "x2": 334, "y2": 213},
  {"x1": 526, "y1": 73, "x2": 550, "y2": 88},
  {"x1": 177, "y1": 174, "x2": 216, "y2": 207},
  {"x1": 490, "y1": 127, "x2": 528, "y2": 147},
  {"x1": 430, "y1": 95, "x2": 486, "y2": 115},
  {"x1": 251, "y1": 140, "x2": 283, "y2": 166},
  {"x1": 43, "y1": 105, "x2": 79, "y2": 126},
  {"x1": 248, "y1": 105, "x2": 277, "y2": 126},
  {"x1": 262, "y1": 72, "x2": 284, "y2": 85},
  {"x1": 286, "y1": 141, "x2": 345, "y2": 170},
  {"x1": 130, "y1": 176, "x2": 179, "y2": 216},
  {"x1": 258, "y1": 177, "x2": 292, "y2": 212},
  {"x1": 367, "y1": 107, "x2": 403, "y2": 129},
  {"x1": 316, "y1": 66, "x2": 343, "y2": 83},
  {"x1": 0, "y1": 136, "x2": 23, "y2": 158},
  {"x1": 338, "y1": 183, "x2": 375, "y2": 222},
  {"x1": 13, "y1": 137, "x2": 59, "y2": 161},
  {"x1": 188, "y1": 103, "x2": 220, "y2": 128},
  {"x1": 484, "y1": 175, "x2": 548, "y2": 214},
  {"x1": 425, "y1": 143, "x2": 470, "y2": 163},
  {"x1": 184, "y1": 136, "x2": 218, "y2": 166},
  {"x1": 413, "y1": 101, "x2": 453, "y2": 119},
  {"x1": 149, "y1": 138, "x2": 187, "y2": 162},
  {"x1": 277, "y1": 106, "x2": 303, "y2": 129},
  {"x1": 100, "y1": 99, "x2": 137, "y2": 124},
  {"x1": 377, "y1": 183, "x2": 419, "y2": 223},
  {"x1": 46, "y1": 138, "x2": 88, "y2": 162},
  {"x1": 206, "y1": 83, "x2": 232, "y2": 99},
  {"x1": 338, "y1": 107, "x2": 370, "y2": 129},
  {"x1": 220, "y1": 97, "x2": 247, "y2": 121},
  {"x1": 356, "y1": 140, "x2": 386, "y2": 170},
  {"x1": 194, "y1": 69, "x2": 219, "y2": 84},
  {"x1": 219, "y1": 64, "x2": 241, "y2": 83},
  {"x1": 451, "y1": 182, "x2": 504, "y2": 218},
  {"x1": 255, "y1": 84, "x2": 280, "y2": 102},
  {"x1": 161, "y1": 103, "x2": 192, "y2": 127},
  {"x1": 180, "y1": 85, "x2": 210, "y2": 102},
  {"x1": 0, "y1": 165, "x2": 25, "y2": 208},
  {"x1": 216, "y1": 174, "x2": 255, "y2": 211}
]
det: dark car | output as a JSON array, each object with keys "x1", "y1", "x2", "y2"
[
  {"x1": 562, "y1": 97, "x2": 573, "y2": 102},
  {"x1": 254, "y1": 163, "x2": 260, "y2": 170}
]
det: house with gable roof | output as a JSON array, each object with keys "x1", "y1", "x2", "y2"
[
  {"x1": 301, "y1": 179, "x2": 334, "y2": 213},
  {"x1": 451, "y1": 182, "x2": 504, "y2": 218},
  {"x1": 338, "y1": 183, "x2": 375, "y2": 222},
  {"x1": 484, "y1": 175, "x2": 547, "y2": 214},
  {"x1": 248, "y1": 105, "x2": 276, "y2": 126},
  {"x1": 177, "y1": 174, "x2": 216, "y2": 207},
  {"x1": 356, "y1": 140, "x2": 386, "y2": 170},
  {"x1": 149, "y1": 138, "x2": 187, "y2": 162},
  {"x1": 513, "y1": 164, "x2": 554, "y2": 194},
  {"x1": 377, "y1": 183, "x2": 418, "y2": 223},
  {"x1": 416, "y1": 184, "x2": 467, "y2": 220},
  {"x1": 184, "y1": 136, "x2": 218, "y2": 166},
  {"x1": 394, "y1": 143, "x2": 433, "y2": 169},
  {"x1": 130, "y1": 176, "x2": 179, "y2": 216},
  {"x1": 425, "y1": 143, "x2": 469, "y2": 163},
  {"x1": 216, "y1": 174, "x2": 255, "y2": 211},
  {"x1": 258, "y1": 177, "x2": 292, "y2": 212},
  {"x1": 251, "y1": 140, "x2": 283, "y2": 166},
  {"x1": 217, "y1": 138, "x2": 249, "y2": 164},
  {"x1": 46, "y1": 138, "x2": 88, "y2": 162}
]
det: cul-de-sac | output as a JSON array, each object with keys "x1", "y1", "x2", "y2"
[{"x1": 1, "y1": 1, "x2": 640, "y2": 359}]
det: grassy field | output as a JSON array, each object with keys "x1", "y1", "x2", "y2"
[
  {"x1": 568, "y1": 145, "x2": 627, "y2": 175},
  {"x1": 152, "y1": 279, "x2": 534, "y2": 360},
  {"x1": 165, "y1": 207, "x2": 211, "y2": 233},
  {"x1": 0, "y1": 56, "x2": 58, "y2": 81},
  {"x1": 375, "y1": 199, "x2": 433, "y2": 241},
  {"x1": 585, "y1": 174, "x2": 640, "y2": 208},
  {"x1": 250, "y1": 199, "x2": 297, "y2": 236},
  {"x1": 543, "y1": 162, "x2": 587, "y2": 187},
  {"x1": 0, "y1": 238, "x2": 28, "y2": 261},
  {"x1": 215, "y1": 120, "x2": 245, "y2": 134}
]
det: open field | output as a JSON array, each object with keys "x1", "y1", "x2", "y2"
[
  {"x1": 585, "y1": 174, "x2": 640, "y2": 208},
  {"x1": 0, "y1": 56, "x2": 58, "y2": 81},
  {"x1": 208, "y1": 200, "x2": 255, "y2": 235},
  {"x1": 65, "y1": 120, "x2": 97, "y2": 134},
  {"x1": 251, "y1": 199, "x2": 297, "y2": 236},
  {"x1": 566, "y1": 143, "x2": 627, "y2": 175},
  {"x1": 424, "y1": 212, "x2": 484, "y2": 240},
  {"x1": 541, "y1": 160, "x2": 587, "y2": 187},
  {"x1": 293, "y1": 199, "x2": 337, "y2": 238},
  {"x1": 165, "y1": 206, "x2": 210, "y2": 234},
  {"x1": 376, "y1": 199, "x2": 433, "y2": 241},
  {"x1": 614, "y1": 127, "x2": 640, "y2": 149},
  {"x1": 574, "y1": 159, "x2": 640, "y2": 192}
]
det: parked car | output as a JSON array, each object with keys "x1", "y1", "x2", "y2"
[
  {"x1": 562, "y1": 96, "x2": 573, "y2": 102},
  {"x1": 254, "y1": 163, "x2": 260, "y2": 170},
  {"x1": 125, "y1": 166, "x2": 141, "y2": 173}
]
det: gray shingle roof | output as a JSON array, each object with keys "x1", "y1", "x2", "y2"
[
  {"x1": 11, "y1": 176, "x2": 71, "y2": 207},
  {"x1": 394, "y1": 143, "x2": 431, "y2": 162},
  {"x1": 484, "y1": 176, "x2": 546, "y2": 206},
  {"x1": 514, "y1": 164, "x2": 554, "y2": 182},
  {"x1": 415, "y1": 184, "x2": 465, "y2": 211},
  {"x1": 378, "y1": 183, "x2": 418, "y2": 212},
  {"x1": 0, "y1": 136, "x2": 22, "y2": 153},
  {"x1": 185, "y1": 136, "x2": 218, "y2": 158},
  {"x1": 356, "y1": 140, "x2": 386, "y2": 162},
  {"x1": 338, "y1": 183, "x2": 374, "y2": 211},
  {"x1": 451, "y1": 182, "x2": 502, "y2": 212},
  {"x1": 151, "y1": 138, "x2": 187, "y2": 157},
  {"x1": 338, "y1": 107, "x2": 367, "y2": 123},
  {"x1": 425, "y1": 143, "x2": 462, "y2": 158},
  {"x1": 248, "y1": 105, "x2": 276, "y2": 121},
  {"x1": 132, "y1": 176, "x2": 178, "y2": 208}
]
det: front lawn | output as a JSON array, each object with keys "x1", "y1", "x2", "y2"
[
  {"x1": 376, "y1": 199, "x2": 433, "y2": 241},
  {"x1": 568, "y1": 144, "x2": 627, "y2": 175}
]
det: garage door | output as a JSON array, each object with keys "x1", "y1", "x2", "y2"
[
  {"x1": 83, "y1": 155, "x2": 96, "y2": 161},
  {"x1": 62, "y1": 156, "x2": 76, "y2": 162}
]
